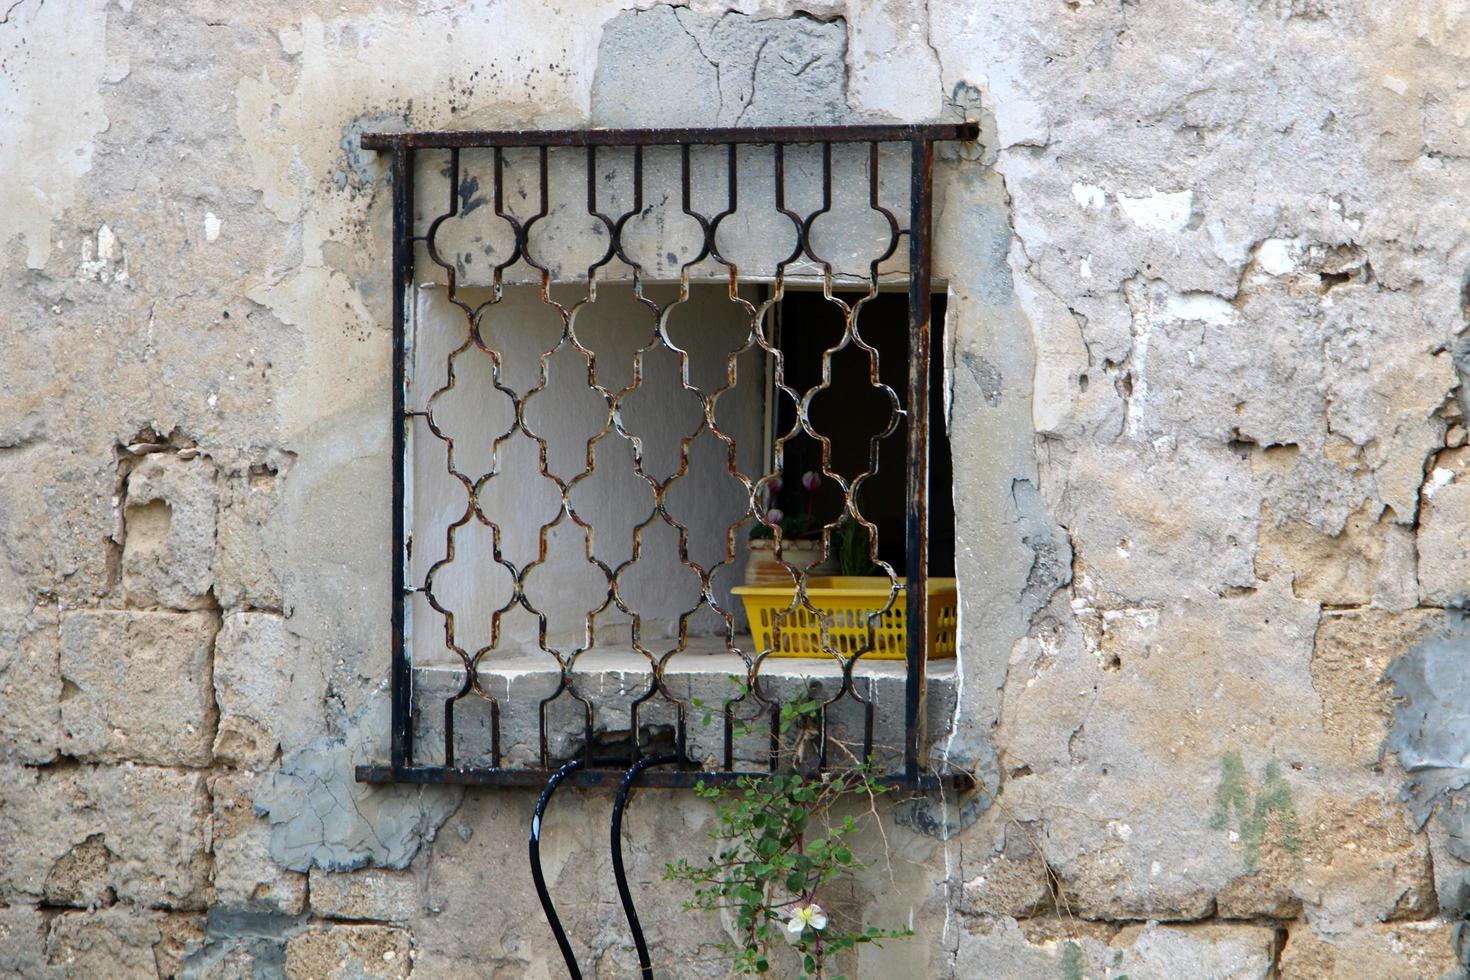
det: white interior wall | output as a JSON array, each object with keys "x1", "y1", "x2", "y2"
[{"x1": 409, "y1": 282, "x2": 767, "y2": 665}]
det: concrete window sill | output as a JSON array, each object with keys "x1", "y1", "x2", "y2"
[{"x1": 409, "y1": 634, "x2": 957, "y2": 774}]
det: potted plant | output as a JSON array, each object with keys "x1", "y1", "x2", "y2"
[{"x1": 744, "y1": 471, "x2": 833, "y2": 586}]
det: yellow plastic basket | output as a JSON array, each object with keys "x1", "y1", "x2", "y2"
[{"x1": 732, "y1": 576, "x2": 958, "y2": 660}]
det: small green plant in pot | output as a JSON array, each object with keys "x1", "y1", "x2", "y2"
[
  {"x1": 833, "y1": 517, "x2": 879, "y2": 578},
  {"x1": 666, "y1": 692, "x2": 912, "y2": 977}
]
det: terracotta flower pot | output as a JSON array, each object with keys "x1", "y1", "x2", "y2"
[{"x1": 743, "y1": 538, "x2": 833, "y2": 586}]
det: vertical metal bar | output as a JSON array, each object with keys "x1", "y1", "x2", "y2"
[
  {"x1": 761, "y1": 292, "x2": 779, "y2": 490},
  {"x1": 443, "y1": 702, "x2": 455, "y2": 768},
  {"x1": 904, "y1": 139, "x2": 934, "y2": 783},
  {"x1": 391, "y1": 145, "x2": 415, "y2": 770}
]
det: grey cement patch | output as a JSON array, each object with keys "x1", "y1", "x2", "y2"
[
  {"x1": 1012, "y1": 480, "x2": 1074, "y2": 623},
  {"x1": 254, "y1": 696, "x2": 462, "y2": 873},
  {"x1": 1387, "y1": 611, "x2": 1470, "y2": 917},
  {"x1": 1433, "y1": 791, "x2": 1470, "y2": 917},
  {"x1": 1385, "y1": 610, "x2": 1470, "y2": 825},
  {"x1": 592, "y1": 7, "x2": 854, "y2": 128},
  {"x1": 1454, "y1": 332, "x2": 1470, "y2": 424},
  {"x1": 337, "y1": 112, "x2": 404, "y2": 192},
  {"x1": 181, "y1": 909, "x2": 304, "y2": 980}
]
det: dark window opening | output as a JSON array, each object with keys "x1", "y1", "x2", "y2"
[{"x1": 771, "y1": 289, "x2": 954, "y2": 578}]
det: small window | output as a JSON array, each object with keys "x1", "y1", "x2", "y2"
[{"x1": 358, "y1": 126, "x2": 976, "y2": 792}]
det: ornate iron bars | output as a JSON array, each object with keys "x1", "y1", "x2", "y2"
[{"x1": 355, "y1": 123, "x2": 979, "y2": 792}]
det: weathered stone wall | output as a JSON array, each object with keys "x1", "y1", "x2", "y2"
[{"x1": 2, "y1": 1, "x2": 1468, "y2": 977}]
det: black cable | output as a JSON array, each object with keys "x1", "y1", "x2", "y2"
[
  {"x1": 529, "y1": 759, "x2": 586, "y2": 979},
  {"x1": 611, "y1": 754, "x2": 682, "y2": 979}
]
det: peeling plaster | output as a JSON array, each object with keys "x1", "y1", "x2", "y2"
[
  {"x1": 1117, "y1": 188, "x2": 1195, "y2": 234},
  {"x1": 1255, "y1": 238, "x2": 1299, "y2": 277},
  {"x1": 0, "y1": 0, "x2": 118, "y2": 269},
  {"x1": 1071, "y1": 182, "x2": 1107, "y2": 210},
  {"x1": 78, "y1": 223, "x2": 127, "y2": 284}
]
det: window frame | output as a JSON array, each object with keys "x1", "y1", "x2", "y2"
[{"x1": 356, "y1": 123, "x2": 978, "y2": 792}]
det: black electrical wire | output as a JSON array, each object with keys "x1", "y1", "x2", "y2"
[
  {"x1": 611, "y1": 754, "x2": 683, "y2": 979},
  {"x1": 529, "y1": 759, "x2": 587, "y2": 979}
]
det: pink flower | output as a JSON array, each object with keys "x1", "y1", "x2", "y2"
[
  {"x1": 801, "y1": 471, "x2": 821, "y2": 492},
  {"x1": 765, "y1": 507, "x2": 785, "y2": 526},
  {"x1": 768, "y1": 476, "x2": 783, "y2": 494}
]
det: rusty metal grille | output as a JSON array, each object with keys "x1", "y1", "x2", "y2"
[{"x1": 355, "y1": 123, "x2": 977, "y2": 791}]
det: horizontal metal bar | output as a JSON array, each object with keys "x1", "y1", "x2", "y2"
[
  {"x1": 360, "y1": 122, "x2": 980, "y2": 151},
  {"x1": 355, "y1": 764, "x2": 974, "y2": 792}
]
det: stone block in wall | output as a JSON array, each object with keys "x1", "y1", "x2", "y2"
[
  {"x1": 1218, "y1": 793, "x2": 1434, "y2": 928},
  {"x1": 59, "y1": 609, "x2": 218, "y2": 767},
  {"x1": 210, "y1": 771, "x2": 306, "y2": 916},
  {"x1": 1311, "y1": 608, "x2": 1443, "y2": 769},
  {"x1": 39, "y1": 906, "x2": 202, "y2": 978},
  {"x1": 309, "y1": 867, "x2": 421, "y2": 923},
  {"x1": 213, "y1": 611, "x2": 293, "y2": 769},
  {"x1": 121, "y1": 452, "x2": 217, "y2": 611},
  {"x1": 1255, "y1": 500, "x2": 1414, "y2": 608},
  {"x1": 0, "y1": 447, "x2": 116, "y2": 605},
  {"x1": 214, "y1": 464, "x2": 285, "y2": 612},
  {"x1": 0, "y1": 602, "x2": 60, "y2": 764},
  {"x1": 414, "y1": 793, "x2": 545, "y2": 970},
  {"x1": 954, "y1": 917, "x2": 1280, "y2": 979},
  {"x1": 284, "y1": 924, "x2": 412, "y2": 979},
  {"x1": 1278, "y1": 919, "x2": 1461, "y2": 979},
  {"x1": 1021, "y1": 775, "x2": 1220, "y2": 921},
  {"x1": 999, "y1": 738, "x2": 1264, "y2": 922},
  {"x1": 958, "y1": 823, "x2": 1052, "y2": 918},
  {"x1": 1058, "y1": 441, "x2": 1261, "y2": 601},
  {"x1": 996, "y1": 577, "x2": 1437, "y2": 923},
  {"x1": 414, "y1": 770, "x2": 738, "y2": 977},
  {"x1": 45, "y1": 906, "x2": 165, "y2": 978},
  {"x1": 0, "y1": 763, "x2": 211, "y2": 910},
  {"x1": 154, "y1": 912, "x2": 206, "y2": 980},
  {"x1": 1419, "y1": 447, "x2": 1470, "y2": 607},
  {"x1": 0, "y1": 904, "x2": 50, "y2": 977},
  {"x1": 1304, "y1": 797, "x2": 1438, "y2": 926}
]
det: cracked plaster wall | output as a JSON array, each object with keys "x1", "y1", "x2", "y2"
[{"x1": 2, "y1": 0, "x2": 1469, "y2": 977}]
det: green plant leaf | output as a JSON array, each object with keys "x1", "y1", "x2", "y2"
[{"x1": 664, "y1": 688, "x2": 913, "y2": 976}]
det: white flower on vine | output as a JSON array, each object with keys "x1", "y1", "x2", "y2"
[{"x1": 784, "y1": 903, "x2": 828, "y2": 943}]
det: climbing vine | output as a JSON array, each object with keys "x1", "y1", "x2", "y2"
[{"x1": 666, "y1": 693, "x2": 912, "y2": 977}]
